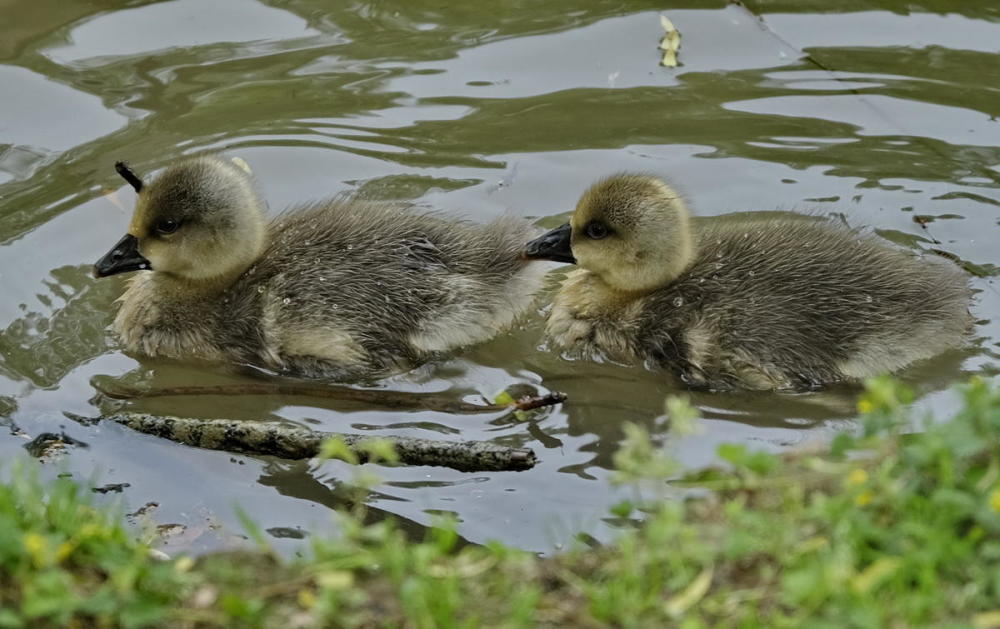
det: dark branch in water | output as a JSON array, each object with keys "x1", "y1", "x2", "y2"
[
  {"x1": 513, "y1": 391, "x2": 568, "y2": 411},
  {"x1": 115, "y1": 161, "x2": 144, "y2": 193},
  {"x1": 106, "y1": 413, "x2": 537, "y2": 472},
  {"x1": 95, "y1": 381, "x2": 566, "y2": 415}
]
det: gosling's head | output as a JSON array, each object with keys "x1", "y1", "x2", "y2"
[
  {"x1": 94, "y1": 155, "x2": 266, "y2": 283},
  {"x1": 524, "y1": 174, "x2": 695, "y2": 292}
]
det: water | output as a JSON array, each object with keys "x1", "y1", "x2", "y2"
[{"x1": 1, "y1": 0, "x2": 998, "y2": 555}]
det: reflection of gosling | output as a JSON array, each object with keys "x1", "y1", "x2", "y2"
[
  {"x1": 525, "y1": 174, "x2": 973, "y2": 391},
  {"x1": 94, "y1": 155, "x2": 546, "y2": 380}
]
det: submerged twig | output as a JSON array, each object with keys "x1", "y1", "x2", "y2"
[
  {"x1": 512, "y1": 392, "x2": 568, "y2": 411},
  {"x1": 95, "y1": 382, "x2": 566, "y2": 415},
  {"x1": 106, "y1": 413, "x2": 538, "y2": 472}
]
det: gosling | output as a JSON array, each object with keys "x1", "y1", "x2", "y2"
[
  {"x1": 524, "y1": 174, "x2": 973, "y2": 391},
  {"x1": 94, "y1": 155, "x2": 546, "y2": 380}
]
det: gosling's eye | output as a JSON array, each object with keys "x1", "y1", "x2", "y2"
[
  {"x1": 585, "y1": 221, "x2": 610, "y2": 240},
  {"x1": 155, "y1": 219, "x2": 180, "y2": 235}
]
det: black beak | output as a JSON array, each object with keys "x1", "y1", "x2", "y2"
[
  {"x1": 93, "y1": 234, "x2": 151, "y2": 278},
  {"x1": 524, "y1": 223, "x2": 575, "y2": 263}
]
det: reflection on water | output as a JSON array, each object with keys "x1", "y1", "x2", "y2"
[
  {"x1": 0, "y1": 0, "x2": 997, "y2": 554},
  {"x1": 0, "y1": 265, "x2": 117, "y2": 388}
]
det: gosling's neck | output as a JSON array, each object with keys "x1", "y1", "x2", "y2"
[
  {"x1": 656, "y1": 198, "x2": 696, "y2": 285},
  {"x1": 154, "y1": 262, "x2": 257, "y2": 297},
  {"x1": 652, "y1": 221, "x2": 697, "y2": 289},
  {"x1": 154, "y1": 228, "x2": 266, "y2": 297},
  {"x1": 596, "y1": 216, "x2": 697, "y2": 298}
]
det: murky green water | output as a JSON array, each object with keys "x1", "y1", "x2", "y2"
[{"x1": 1, "y1": 0, "x2": 998, "y2": 554}]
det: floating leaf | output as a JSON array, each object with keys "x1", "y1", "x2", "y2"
[
  {"x1": 493, "y1": 390, "x2": 516, "y2": 406},
  {"x1": 659, "y1": 14, "x2": 682, "y2": 68},
  {"x1": 102, "y1": 188, "x2": 127, "y2": 212}
]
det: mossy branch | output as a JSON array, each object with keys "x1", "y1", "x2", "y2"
[{"x1": 106, "y1": 413, "x2": 537, "y2": 472}]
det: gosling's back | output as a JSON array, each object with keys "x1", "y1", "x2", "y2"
[
  {"x1": 243, "y1": 201, "x2": 542, "y2": 376},
  {"x1": 630, "y1": 217, "x2": 971, "y2": 389}
]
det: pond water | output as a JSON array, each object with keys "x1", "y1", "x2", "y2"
[{"x1": 1, "y1": 0, "x2": 998, "y2": 555}]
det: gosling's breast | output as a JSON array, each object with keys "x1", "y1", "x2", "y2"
[{"x1": 113, "y1": 273, "x2": 227, "y2": 362}]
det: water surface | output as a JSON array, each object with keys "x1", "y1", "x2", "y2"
[{"x1": 1, "y1": 0, "x2": 997, "y2": 554}]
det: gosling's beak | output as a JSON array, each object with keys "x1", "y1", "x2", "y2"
[
  {"x1": 524, "y1": 223, "x2": 575, "y2": 263},
  {"x1": 93, "y1": 234, "x2": 151, "y2": 278}
]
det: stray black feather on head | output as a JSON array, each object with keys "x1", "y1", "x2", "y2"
[{"x1": 115, "y1": 161, "x2": 143, "y2": 193}]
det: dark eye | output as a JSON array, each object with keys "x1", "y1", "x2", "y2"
[
  {"x1": 155, "y1": 219, "x2": 180, "y2": 235},
  {"x1": 585, "y1": 221, "x2": 610, "y2": 240}
]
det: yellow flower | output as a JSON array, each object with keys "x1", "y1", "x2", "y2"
[
  {"x1": 857, "y1": 399, "x2": 874, "y2": 414},
  {"x1": 847, "y1": 469, "x2": 869, "y2": 486},
  {"x1": 56, "y1": 542, "x2": 75, "y2": 562},
  {"x1": 856, "y1": 490, "x2": 874, "y2": 507},
  {"x1": 989, "y1": 488, "x2": 1000, "y2": 514},
  {"x1": 23, "y1": 532, "x2": 48, "y2": 566},
  {"x1": 297, "y1": 588, "x2": 317, "y2": 608}
]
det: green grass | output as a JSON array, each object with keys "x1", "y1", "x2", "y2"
[
  {"x1": 0, "y1": 467, "x2": 184, "y2": 627},
  {"x1": 0, "y1": 376, "x2": 998, "y2": 627}
]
